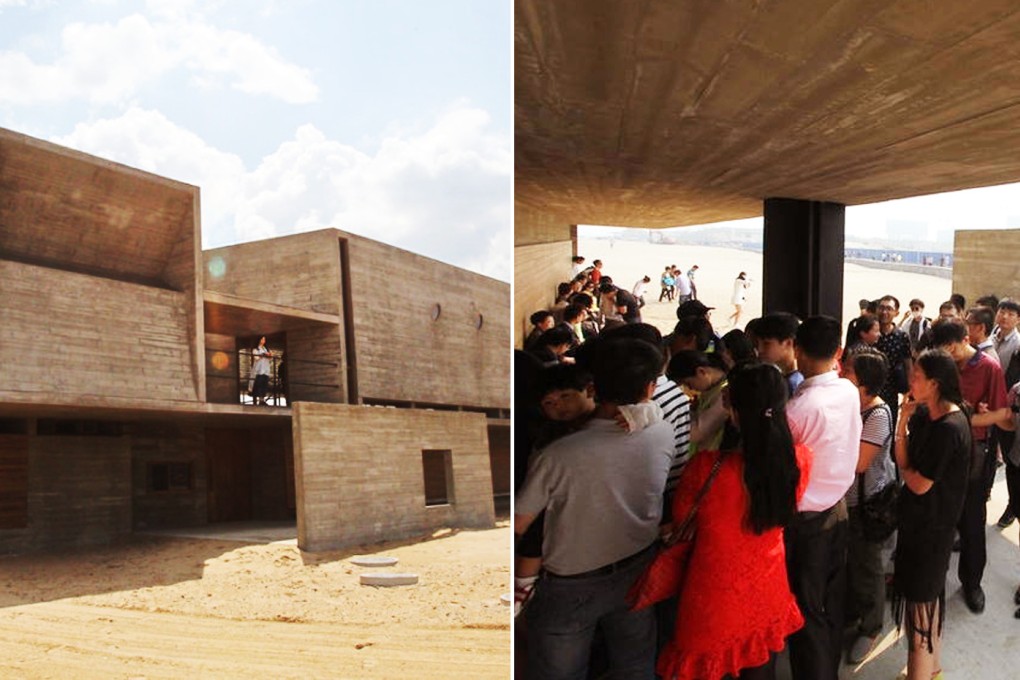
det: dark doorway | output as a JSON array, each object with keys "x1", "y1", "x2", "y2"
[
  {"x1": 206, "y1": 426, "x2": 294, "y2": 523},
  {"x1": 488, "y1": 424, "x2": 510, "y2": 515}
]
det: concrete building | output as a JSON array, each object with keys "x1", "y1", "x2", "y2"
[{"x1": 0, "y1": 127, "x2": 510, "y2": 554}]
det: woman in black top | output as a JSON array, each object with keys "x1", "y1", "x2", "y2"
[{"x1": 892, "y1": 349, "x2": 971, "y2": 680}]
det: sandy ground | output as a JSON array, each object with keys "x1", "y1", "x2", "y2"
[
  {"x1": 578, "y1": 237, "x2": 952, "y2": 335},
  {"x1": 0, "y1": 524, "x2": 511, "y2": 679}
]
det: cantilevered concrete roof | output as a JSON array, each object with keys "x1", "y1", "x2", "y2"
[
  {"x1": 516, "y1": 0, "x2": 1020, "y2": 227},
  {"x1": 204, "y1": 291, "x2": 341, "y2": 337},
  {"x1": 0, "y1": 127, "x2": 198, "y2": 288}
]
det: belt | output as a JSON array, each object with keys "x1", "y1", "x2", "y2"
[
  {"x1": 545, "y1": 544, "x2": 654, "y2": 580},
  {"x1": 797, "y1": 498, "x2": 847, "y2": 529}
]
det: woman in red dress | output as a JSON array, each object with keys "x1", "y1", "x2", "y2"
[{"x1": 654, "y1": 362, "x2": 811, "y2": 680}]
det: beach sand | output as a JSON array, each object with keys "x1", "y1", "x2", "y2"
[
  {"x1": 578, "y1": 237, "x2": 951, "y2": 334},
  {"x1": 0, "y1": 524, "x2": 511, "y2": 679}
]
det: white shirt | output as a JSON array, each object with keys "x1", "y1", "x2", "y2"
[
  {"x1": 731, "y1": 277, "x2": 750, "y2": 305},
  {"x1": 675, "y1": 272, "x2": 693, "y2": 296},
  {"x1": 786, "y1": 370, "x2": 862, "y2": 512},
  {"x1": 252, "y1": 345, "x2": 272, "y2": 376},
  {"x1": 632, "y1": 279, "x2": 648, "y2": 298}
]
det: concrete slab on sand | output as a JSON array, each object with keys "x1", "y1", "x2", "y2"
[{"x1": 140, "y1": 520, "x2": 297, "y2": 545}]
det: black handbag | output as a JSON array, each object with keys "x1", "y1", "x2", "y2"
[
  {"x1": 859, "y1": 476, "x2": 899, "y2": 542},
  {"x1": 857, "y1": 403, "x2": 899, "y2": 541}
]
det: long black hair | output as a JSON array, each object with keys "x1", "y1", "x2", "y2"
[{"x1": 727, "y1": 362, "x2": 800, "y2": 534}]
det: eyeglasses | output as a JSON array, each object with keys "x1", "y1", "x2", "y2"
[{"x1": 877, "y1": 305, "x2": 896, "y2": 311}]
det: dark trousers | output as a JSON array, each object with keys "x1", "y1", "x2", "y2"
[
  {"x1": 995, "y1": 427, "x2": 1017, "y2": 512},
  {"x1": 524, "y1": 549, "x2": 656, "y2": 680},
  {"x1": 845, "y1": 506, "x2": 885, "y2": 637},
  {"x1": 1007, "y1": 457, "x2": 1020, "y2": 517},
  {"x1": 957, "y1": 439, "x2": 992, "y2": 590},
  {"x1": 784, "y1": 500, "x2": 848, "y2": 680}
]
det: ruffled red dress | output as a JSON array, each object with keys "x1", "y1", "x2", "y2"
[{"x1": 655, "y1": 445, "x2": 811, "y2": 680}]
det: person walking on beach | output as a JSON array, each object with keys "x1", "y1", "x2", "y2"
[
  {"x1": 728, "y1": 272, "x2": 752, "y2": 328},
  {"x1": 675, "y1": 267, "x2": 694, "y2": 304}
]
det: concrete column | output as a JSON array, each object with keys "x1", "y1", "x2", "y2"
[{"x1": 763, "y1": 197, "x2": 846, "y2": 324}]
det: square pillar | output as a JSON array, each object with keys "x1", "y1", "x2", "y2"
[{"x1": 763, "y1": 197, "x2": 846, "y2": 324}]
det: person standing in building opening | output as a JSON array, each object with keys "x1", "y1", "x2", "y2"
[{"x1": 251, "y1": 336, "x2": 273, "y2": 406}]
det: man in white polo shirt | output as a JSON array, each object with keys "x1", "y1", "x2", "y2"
[{"x1": 785, "y1": 316, "x2": 862, "y2": 680}]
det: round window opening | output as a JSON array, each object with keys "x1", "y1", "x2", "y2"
[
  {"x1": 475, "y1": 313, "x2": 484, "y2": 330},
  {"x1": 430, "y1": 303, "x2": 442, "y2": 321}
]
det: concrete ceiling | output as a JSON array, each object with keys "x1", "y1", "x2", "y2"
[
  {"x1": 0, "y1": 128, "x2": 196, "y2": 286},
  {"x1": 516, "y1": 0, "x2": 1020, "y2": 227},
  {"x1": 203, "y1": 291, "x2": 341, "y2": 337}
]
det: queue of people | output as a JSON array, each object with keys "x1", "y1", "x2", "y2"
[{"x1": 515, "y1": 280, "x2": 1020, "y2": 680}]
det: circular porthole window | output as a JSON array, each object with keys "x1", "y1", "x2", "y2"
[
  {"x1": 475, "y1": 313, "x2": 484, "y2": 330},
  {"x1": 430, "y1": 303, "x2": 442, "y2": 321}
]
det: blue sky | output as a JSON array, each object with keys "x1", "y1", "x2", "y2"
[{"x1": 0, "y1": 0, "x2": 511, "y2": 280}]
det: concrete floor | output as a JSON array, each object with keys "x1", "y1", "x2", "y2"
[
  {"x1": 826, "y1": 467, "x2": 1020, "y2": 680},
  {"x1": 140, "y1": 520, "x2": 297, "y2": 545}
]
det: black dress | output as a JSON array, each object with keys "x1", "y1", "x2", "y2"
[{"x1": 892, "y1": 406, "x2": 971, "y2": 650}]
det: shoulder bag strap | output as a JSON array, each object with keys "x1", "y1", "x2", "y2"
[{"x1": 665, "y1": 451, "x2": 728, "y2": 546}]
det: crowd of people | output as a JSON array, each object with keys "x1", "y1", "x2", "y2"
[{"x1": 515, "y1": 256, "x2": 1020, "y2": 680}]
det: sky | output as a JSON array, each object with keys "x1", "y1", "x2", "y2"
[
  {"x1": 582, "y1": 180, "x2": 1020, "y2": 248},
  {"x1": 0, "y1": 0, "x2": 511, "y2": 281}
]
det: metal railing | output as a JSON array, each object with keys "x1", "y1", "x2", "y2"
[{"x1": 205, "y1": 349, "x2": 340, "y2": 407}]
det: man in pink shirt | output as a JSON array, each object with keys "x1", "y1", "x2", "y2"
[{"x1": 785, "y1": 316, "x2": 863, "y2": 680}]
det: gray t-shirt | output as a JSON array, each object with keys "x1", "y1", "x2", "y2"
[{"x1": 515, "y1": 417, "x2": 673, "y2": 575}]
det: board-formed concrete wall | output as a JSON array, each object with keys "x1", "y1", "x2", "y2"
[
  {"x1": 344, "y1": 232, "x2": 510, "y2": 409},
  {"x1": 514, "y1": 204, "x2": 573, "y2": 348},
  {"x1": 0, "y1": 433, "x2": 132, "y2": 554},
  {"x1": 203, "y1": 233, "x2": 342, "y2": 316},
  {"x1": 953, "y1": 229, "x2": 1020, "y2": 306},
  {"x1": 291, "y1": 402, "x2": 495, "y2": 552},
  {"x1": 131, "y1": 422, "x2": 207, "y2": 530},
  {"x1": 0, "y1": 260, "x2": 198, "y2": 404}
]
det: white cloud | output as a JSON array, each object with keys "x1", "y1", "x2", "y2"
[
  {"x1": 50, "y1": 103, "x2": 512, "y2": 281},
  {"x1": 0, "y1": 11, "x2": 317, "y2": 105}
]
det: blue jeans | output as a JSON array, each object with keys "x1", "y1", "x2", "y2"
[{"x1": 524, "y1": 549, "x2": 656, "y2": 680}]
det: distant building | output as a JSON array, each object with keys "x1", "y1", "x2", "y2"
[{"x1": 0, "y1": 128, "x2": 510, "y2": 554}]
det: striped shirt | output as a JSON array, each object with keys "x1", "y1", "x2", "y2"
[{"x1": 653, "y1": 375, "x2": 692, "y2": 492}]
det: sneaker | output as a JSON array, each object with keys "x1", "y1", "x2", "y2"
[
  {"x1": 997, "y1": 507, "x2": 1016, "y2": 528},
  {"x1": 846, "y1": 634, "x2": 876, "y2": 664},
  {"x1": 514, "y1": 576, "x2": 537, "y2": 617}
]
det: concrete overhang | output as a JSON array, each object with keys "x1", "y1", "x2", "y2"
[
  {"x1": 203, "y1": 291, "x2": 341, "y2": 337},
  {"x1": 0, "y1": 392, "x2": 292, "y2": 426},
  {"x1": 516, "y1": 0, "x2": 1020, "y2": 228},
  {"x1": 0, "y1": 127, "x2": 197, "y2": 287}
]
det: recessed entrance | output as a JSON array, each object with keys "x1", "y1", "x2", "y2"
[{"x1": 206, "y1": 426, "x2": 295, "y2": 523}]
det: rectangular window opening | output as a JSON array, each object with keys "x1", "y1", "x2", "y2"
[
  {"x1": 149, "y1": 462, "x2": 193, "y2": 493},
  {"x1": 421, "y1": 449, "x2": 453, "y2": 507}
]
